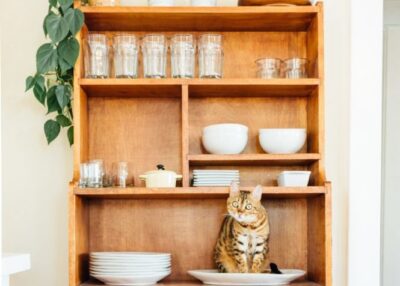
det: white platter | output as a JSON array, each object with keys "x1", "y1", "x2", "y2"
[
  {"x1": 90, "y1": 252, "x2": 170, "y2": 258},
  {"x1": 90, "y1": 261, "x2": 171, "y2": 267},
  {"x1": 193, "y1": 170, "x2": 239, "y2": 174},
  {"x1": 91, "y1": 271, "x2": 170, "y2": 286},
  {"x1": 188, "y1": 269, "x2": 305, "y2": 286},
  {"x1": 193, "y1": 183, "x2": 238, "y2": 186}
]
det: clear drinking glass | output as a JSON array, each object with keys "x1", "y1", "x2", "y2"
[
  {"x1": 118, "y1": 162, "x2": 129, "y2": 188},
  {"x1": 87, "y1": 160, "x2": 104, "y2": 188},
  {"x1": 256, "y1": 58, "x2": 282, "y2": 79},
  {"x1": 79, "y1": 163, "x2": 89, "y2": 188},
  {"x1": 284, "y1": 58, "x2": 309, "y2": 79},
  {"x1": 171, "y1": 34, "x2": 196, "y2": 78},
  {"x1": 89, "y1": 0, "x2": 120, "y2": 6},
  {"x1": 142, "y1": 34, "x2": 167, "y2": 78},
  {"x1": 113, "y1": 34, "x2": 139, "y2": 78},
  {"x1": 199, "y1": 34, "x2": 223, "y2": 79},
  {"x1": 85, "y1": 34, "x2": 110, "y2": 79}
]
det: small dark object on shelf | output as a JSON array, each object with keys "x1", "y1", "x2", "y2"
[{"x1": 270, "y1": 263, "x2": 282, "y2": 274}]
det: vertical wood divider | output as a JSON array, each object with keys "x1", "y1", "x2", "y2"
[
  {"x1": 181, "y1": 85, "x2": 190, "y2": 187},
  {"x1": 73, "y1": 26, "x2": 89, "y2": 181},
  {"x1": 325, "y1": 181, "x2": 332, "y2": 286}
]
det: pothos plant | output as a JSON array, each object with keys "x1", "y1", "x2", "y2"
[{"x1": 26, "y1": 0, "x2": 84, "y2": 145}]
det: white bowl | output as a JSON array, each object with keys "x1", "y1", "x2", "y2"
[
  {"x1": 259, "y1": 128, "x2": 306, "y2": 154},
  {"x1": 202, "y1": 124, "x2": 248, "y2": 155},
  {"x1": 277, "y1": 171, "x2": 311, "y2": 187},
  {"x1": 191, "y1": 0, "x2": 217, "y2": 6}
]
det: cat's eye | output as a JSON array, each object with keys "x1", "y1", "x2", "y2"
[
  {"x1": 232, "y1": 201, "x2": 239, "y2": 208},
  {"x1": 245, "y1": 204, "x2": 252, "y2": 210}
]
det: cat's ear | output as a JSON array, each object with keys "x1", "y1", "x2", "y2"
[
  {"x1": 230, "y1": 181, "x2": 240, "y2": 198},
  {"x1": 252, "y1": 185, "x2": 263, "y2": 201}
]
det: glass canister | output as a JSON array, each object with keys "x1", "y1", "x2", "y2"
[
  {"x1": 85, "y1": 33, "x2": 110, "y2": 79},
  {"x1": 198, "y1": 34, "x2": 223, "y2": 79},
  {"x1": 113, "y1": 34, "x2": 139, "y2": 78},
  {"x1": 170, "y1": 34, "x2": 196, "y2": 78},
  {"x1": 283, "y1": 58, "x2": 309, "y2": 79},
  {"x1": 256, "y1": 58, "x2": 282, "y2": 79},
  {"x1": 89, "y1": 0, "x2": 120, "y2": 6},
  {"x1": 142, "y1": 34, "x2": 167, "y2": 79}
]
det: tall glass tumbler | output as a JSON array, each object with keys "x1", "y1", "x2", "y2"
[
  {"x1": 199, "y1": 34, "x2": 223, "y2": 79},
  {"x1": 85, "y1": 33, "x2": 110, "y2": 79},
  {"x1": 142, "y1": 34, "x2": 167, "y2": 78},
  {"x1": 113, "y1": 34, "x2": 139, "y2": 78},
  {"x1": 171, "y1": 34, "x2": 196, "y2": 78}
]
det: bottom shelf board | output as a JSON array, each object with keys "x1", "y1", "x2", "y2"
[
  {"x1": 81, "y1": 281, "x2": 321, "y2": 286},
  {"x1": 74, "y1": 186, "x2": 326, "y2": 199}
]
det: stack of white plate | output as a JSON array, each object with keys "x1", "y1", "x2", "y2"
[
  {"x1": 193, "y1": 170, "x2": 240, "y2": 187},
  {"x1": 90, "y1": 252, "x2": 171, "y2": 286}
]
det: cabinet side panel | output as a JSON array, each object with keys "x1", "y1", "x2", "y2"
[{"x1": 69, "y1": 191, "x2": 89, "y2": 286}]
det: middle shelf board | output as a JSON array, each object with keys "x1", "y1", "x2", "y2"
[
  {"x1": 188, "y1": 153, "x2": 320, "y2": 166},
  {"x1": 79, "y1": 79, "x2": 320, "y2": 98},
  {"x1": 74, "y1": 186, "x2": 326, "y2": 199}
]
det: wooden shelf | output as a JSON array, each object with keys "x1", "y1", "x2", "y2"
[
  {"x1": 188, "y1": 153, "x2": 321, "y2": 166},
  {"x1": 74, "y1": 186, "x2": 326, "y2": 199},
  {"x1": 81, "y1": 281, "x2": 321, "y2": 286},
  {"x1": 80, "y1": 6, "x2": 318, "y2": 32},
  {"x1": 79, "y1": 78, "x2": 320, "y2": 97}
]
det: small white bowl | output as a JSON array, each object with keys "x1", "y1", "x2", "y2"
[
  {"x1": 259, "y1": 128, "x2": 306, "y2": 154},
  {"x1": 277, "y1": 171, "x2": 311, "y2": 187},
  {"x1": 202, "y1": 124, "x2": 248, "y2": 155}
]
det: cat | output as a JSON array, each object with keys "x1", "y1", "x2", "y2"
[{"x1": 214, "y1": 182, "x2": 270, "y2": 273}]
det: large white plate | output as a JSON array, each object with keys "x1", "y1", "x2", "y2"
[
  {"x1": 91, "y1": 271, "x2": 170, "y2": 286},
  {"x1": 193, "y1": 183, "x2": 237, "y2": 186},
  {"x1": 90, "y1": 269, "x2": 171, "y2": 276},
  {"x1": 188, "y1": 269, "x2": 305, "y2": 286},
  {"x1": 193, "y1": 171, "x2": 239, "y2": 174},
  {"x1": 90, "y1": 263, "x2": 170, "y2": 268},
  {"x1": 90, "y1": 260, "x2": 171, "y2": 266},
  {"x1": 90, "y1": 252, "x2": 170, "y2": 257},
  {"x1": 90, "y1": 257, "x2": 171, "y2": 263},
  {"x1": 90, "y1": 266, "x2": 171, "y2": 272}
]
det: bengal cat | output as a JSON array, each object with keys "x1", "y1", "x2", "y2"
[{"x1": 214, "y1": 182, "x2": 270, "y2": 273}]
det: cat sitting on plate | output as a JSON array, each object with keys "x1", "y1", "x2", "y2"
[{"x1": 214, "y1": 182, "x2": 272, "y2": 273}]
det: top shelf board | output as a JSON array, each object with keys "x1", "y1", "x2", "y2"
[{"x1": 80, "y1": 6, "x2": 319, "y2": 32}]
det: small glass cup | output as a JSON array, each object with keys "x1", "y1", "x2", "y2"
[
  {"x1": 113, "y1": 34, "x2": 139, "y2": 78},
  {"x1": 256, "y1": 58, "x2": 282, "y2": 79},
  {"x1": 79, "y1": 163, "x2": 89, "y2": 188},
  {"x1": 171, "y1": 34, "x2": 196, "y2": 78},
  {"x1": 199, "y1": 34, "x2": 223, "y2": 79},
  {"x1": 85, "y1": 33, "x2": 110, "y2": 79},
  {"x1": 283, "y1": 58, "x2": 309, "y2": 79},
  {"x1": 89, "y1": 0, "x2": 120, "y2": 6},
  {"x1": 142, "y1": 34, "x2": 167, "y2": 79},
  {"x1": 87, "y1": 160, "x2": 104, "y2": 188}
]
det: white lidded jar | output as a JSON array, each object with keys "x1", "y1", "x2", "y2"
[{"x1": 139, "y1": 165, "x2": 183, "y2": 188}]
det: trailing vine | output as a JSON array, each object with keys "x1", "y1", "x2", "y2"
[{"x1": 26, "y1": 0, "x2": 84, "y2": 145}]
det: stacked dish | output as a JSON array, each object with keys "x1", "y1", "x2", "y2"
[
  {"x1": 193, "y1": 170, "x2": 240, "y2": 187},
  {"x1": 90, "y1": 252, "x2": 171, "y2": 286}
]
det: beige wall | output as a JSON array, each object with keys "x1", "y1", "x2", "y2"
[{"x1": 1, "y1": 0, "x2": 349, "y2": 285}]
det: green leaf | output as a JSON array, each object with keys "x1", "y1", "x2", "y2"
[
  {"x1": 56, "y1": 114, "x2": 72, "y2": 127},
  {"x1": 58, "y1": 0, "x2": 73, "y2": 6},
  {"x1": 64, "y1": 8, "x2": 84, "y2": 35},
  {"x1": 33, "y1": 84, "x2": 46, "y2": 105},
  {"x1": 49, "y1": 0, "x2": 58, "y2": 7},
  {"x1": 58, "y1": 57, "x2": 72, "y2": 73},
  {"x1": 36, "y1": 43, "x2": 58, "y2": 74},
  {"x1": 55, "y1": 85, "x2": 70, "y2": 108},
  {"x1": 25, "y1": 76, "x2": 35, "y2": 91},
  {"x1": 44, "y1": 119, "x2": 61, "y2": 144},
  {"x1": 67, "y1": 126, "x2": 74, "y2": 146},
  {"x1": 45, "y1": 12, "x2": 69, "y2": 43},
  {"x1": 46, "y1": 86, "x2": 61, "y2": 113},
  {"x1": 58, "y1": 37, "x2": 79, "y2": 66}
]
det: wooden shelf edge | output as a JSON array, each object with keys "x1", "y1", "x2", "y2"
[
  {"x1": 79, "y1": 78, "x2": 320, "y2": 86},
  {"x1": 80, "y1": 6, "x2": 319, "y2": 14},
  {"x1": 73, "y1": 186, "x2": 326, "y2": 199},
  {"x1": 188, "y1": 153, "x2": 321, "y2": 166}
]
